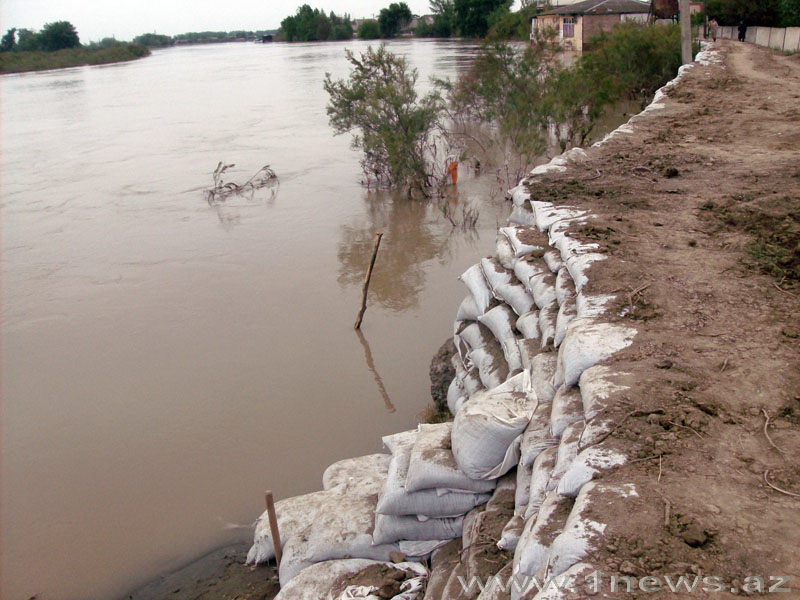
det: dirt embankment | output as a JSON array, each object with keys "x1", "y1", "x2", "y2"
[{"x1": 528, "y1": 39, "x2": 799, "y2": 597}]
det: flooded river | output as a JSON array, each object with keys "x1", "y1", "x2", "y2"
[{"x1": 1, "y1": 39, "x2": 512, "y2": 600}]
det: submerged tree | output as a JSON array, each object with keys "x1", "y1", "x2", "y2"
[{"x1": 324, "y1": 45, "x2": 445, "y2": 195}]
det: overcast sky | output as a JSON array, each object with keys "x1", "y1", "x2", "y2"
[{"x1": 0, "y1": 0, "x2": 438, "y2": 43}]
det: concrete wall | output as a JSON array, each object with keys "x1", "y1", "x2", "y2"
[{"x1": 715, "y1": 25, "x2": 799, "y2": 52}]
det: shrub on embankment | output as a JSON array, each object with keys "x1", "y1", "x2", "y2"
[{"x1": 0, "y1": 43, "x2": 150, "y2": 74}]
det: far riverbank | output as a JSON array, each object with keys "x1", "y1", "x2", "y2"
[{"x1": 0, "y1": 44, "x2": 150, "y2": 74}]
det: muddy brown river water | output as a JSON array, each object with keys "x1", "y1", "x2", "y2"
[{"x1": 0, "y1": 39, "x2": 513, "y2": 600}]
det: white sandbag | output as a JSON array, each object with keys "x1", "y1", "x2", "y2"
[
  {"x1": 514, "y1": 460, "x2": 533, "y2": 515},
  {"x1": 454, "y1": 332, "x2": 471, "y2": 365},
  {"x1": 554, "y1": 268, "x2": 576, "y2": 307},
  {"x1": 524, "y1": 447, "x2": 557, "y2": 521},
  {"x1": 448, "y1": 376, "x2": 468, "y2": 415},
  {"x1": 373, "y1": 513, "x2": 464, "y2": 545},
  {"x1": 547, "y1": 421, "x2": 585, "y2": 491},
  {"x1": 554, "y1": 298, "x2": 577, "y2": 348},
  {"x1": 496, "y1": 236, "x2": 516, "y2": 270},
  {"x1": 529, "y1": 273, "x2": 557, "y2": 310},
  {"x1": 579, "y1": 419, "x2": 612, "y2": 449},
  {"x1": 510, "y1": 205, "x2": 536, "y2": 227},
  {"x1": 460, "y1": 264, "x2": 493, "y2": 314},
  {"x1": 247, "y1": 487, "x2": 345, "y2": 565},
  {"x1": 498, "y1": 514, "x2": 526, "y2": 552},
  {"x1": 578, "y1": 366, "x2": 630, "y2": 420},
  {"x1": 575, "y1": 292, "x2": 613, "y2": 319},
  {"x1": 383, "y1": 429, "x2": 418, "y2": 454},
  {"x1": 532, "y1": 204, "x2": 586, "y2": 233},
  {"x1": 457, "y1": 294, "x2": 482, "y2": 321},
  {"x1": 495, "y1": 282, "x2": 536, "y2": 316},
  {"x1": 459, "y1": 322, "x2": 495, "y2": 351},
  {"x1": 481, "y1": 257, "x2": 515, "y2": 291},
  {"x1": 274, "y1": 559, "x2": 405, "y2": 600},
  {"x1": 279, "y1": 493, "x2": 402, "y2": 585},
  {"x1": 564, "y1": 252, "x2": 605, "y2": 293},
  {"x1": 453, "y1": 354, "x2": 484, "y2": 396},
  {"x1": 549, "y1": 386, "x2": 585, "y2": 438},
  {"x1": 542, "y1": 250, "x2": 563, "y2": 273},
  {"x1": 521, "y1": 562, "x2": 598, "y2": 600},
  {"x1": 513, "y1": 492, "x2": 574, "y2": 579},
  {"x1": 501, "y1": 226, "x2": 547, "y2": 258},
  {"x1": 528, "y1": 353, "x2": 557, "y2": 404},
  {"x1": 538, "y1": 304, "x2": 557, "y2": 350},
  {"x1": 452, "y1": 389, "x2": 534, "y2": 480},
  {"x1": 520, "y1": 403, "x2": 558, "y2": 467},
  {"x1": 557, "y1": 446, "x2": 626, "y2": 497},
  {"x1": 510, "y1": 185, "x2": 531, "y2": 207},
  {"x1": 502, "y1": 337, "x2": 524, "y2": 373},
  {"x1": 514, "y1": 259, "x2": 546, "y2": 291},
  {"x1": 518, "y1": 338, "x2": 541, "y2": 371},
  {"x1": 476, "y1": 561, "x2": 514, "y2": 600},
  {"x1": 333, "y1": 561, "x2": 429, "y2": 600},
  {"x1": 547, "y1": 483, "x2": 638, "y2": 577},
  {"x1": 323, "y1": 454, "x2": 391, "y2": 495},
  {"x1": 486, "y1": 470, "x2": 517, "y2": 512},
  {"x1": 553, "y1": 319, "x2": 636, "y2": 389},
  {"x1": 406, "y1": 423, "x2": 496, "y2": 494},
  {"x1": 470, "y1": 344, "x2": 510, "y2": 390},
  {"x1": 516, "y1": 311, "x2": 540, "y2": 340},
  {"x1": 492, "y1": 370, "x2": 528, "y2": 394},
  {"x1": 478, "y1": 304, "x2": 518, "y2": 343},
  {"x1": 378, "y1": 435, "x2": 491, "y2": 517}
]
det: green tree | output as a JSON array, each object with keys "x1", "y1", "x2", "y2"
[
  {"x1": 379, "y1": 2, "x2": 413, "y2": 37},
  {"x1": 0, "y1": 28, "x2": 16, "y2": 52},
  {"x1": 417, "y1": 0, "x2": 456, "y2": 37},
  {"x1": 358, "y1": 20, "x2": 382, "y2": 39},
  {"x1": 133, "y1": 33, "x2": 173, "y2": 47},
  {"x1": 16, "y1": 28, "x2": 41, "y2": 51},
  {"x1": 39, "y1": 21, "x2": 80, "y2": 51},
  {"x1": 455, "y1": 0, "x2": 512, "y2": 37},
  {"x1": 324, "y1": 45, "x2": 444, "y2": 194},
  {"x1": 705, "y1": 0, "x2": 780, "y2": 25},
  {"x1": 280, "y1": 5, "x2": 352, "y2": 41},
  {"x1": 780, "y1": 0, "x2": 800, "y2": 26}
]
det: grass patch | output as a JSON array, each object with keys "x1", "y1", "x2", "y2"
[{"x1": 1, "y1": 44, "x2": 150, "y2": 74}]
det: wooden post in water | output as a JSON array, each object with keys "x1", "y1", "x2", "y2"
[
  {"x1": 354, "y1": 232, "x2": 384, "y2": 330},
  {"x1": 264, "y1": 490, "x2": 282, "y2": 567}
]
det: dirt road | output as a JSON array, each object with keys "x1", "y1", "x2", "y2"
[{"x1": 529, "y1": 39, "x2": 800, "y2": 597}]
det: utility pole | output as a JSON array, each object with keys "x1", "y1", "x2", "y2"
[{"x1": 679, "y1": 0, "x2": 692, "y2": 64}]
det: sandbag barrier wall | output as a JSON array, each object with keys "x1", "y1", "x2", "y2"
[
  {"x1": 716, "y1": 25, "x2": 800, "y2": 52},
  {"x1": 243, "y1": 44, "x2": 723, "y2": 600}
]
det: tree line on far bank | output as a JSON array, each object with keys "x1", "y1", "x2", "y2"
[{"x1": 705, "y1": 0, "x2": 799, "y2": 27}]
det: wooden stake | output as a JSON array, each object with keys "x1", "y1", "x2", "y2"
[
  {"x1": 264, "y1": 490, "x2": 282, "y2": 567},
  {"x1": 354, "y1": 232, "x2": 384, "y2": 330}
]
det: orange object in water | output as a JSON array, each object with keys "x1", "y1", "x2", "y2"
[{"x1": 448, "y1": 161, "x2": 459, "y2": 184}]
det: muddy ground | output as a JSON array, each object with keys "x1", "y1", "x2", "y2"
[{"x1": 128, "y1": 40, "x2": 798, "y2": 599}]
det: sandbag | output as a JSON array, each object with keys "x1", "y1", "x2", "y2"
[
  {"x1": 547, "y1": 483, "x2": 638, "y2": 577},
  {"x1": 509, "y1": 205, "x2": 536, "y2": 227},
  {"x1": 578, "y1": 366, "x2": 630, "y2": 420},
  {"x1": 510, "y1": 185, "x2": 531, "y2": 207},
  {"x1": 554, "y1": 298, "x2": 577, "y2": 348},
  {"x1": 553, "y1": 319, "x2": 636, "y2": 389},
  {"x1": 470, "y1": 343, "x2": 510, "y2": 390},
  {"x1": 532, "y1": 204, "x2": 586, "y2": 233},
  {"x1": 383, "y1": 429, "x2": 418, "y2": 454},
  {"x1": 460, "y1": 264, "x2": 493, "y2": 314},
  {"x1": 495, "y1": 282, "x2": 536, "y2": 317},
  {"x1": 514, "y1": 259, "x2": 546, "y2": 291},
  {"x1": 549, "y1": 386, "x2": 584, "y2": 439},
  {"x1": 405, "y1": 423, "x2": 496, "y2": 494},
  {"x1": 496, "y1": 236, "x2": 516, "y2": 270},
  {"x1": 323, "y1": 453, "x2": 391, "y2": 495},
  {"x1": 514, "y1": 460, "x2": 533, "y2": 515},
  {"x1": 548, "y1": 421, "x2": 585, "y2": 491},
  {"x1": 274, "y1": 559, "x2": 427, "y2": 600},
  {"x1": 502, "y1": 337, "x2": 524, "y2": 374},
  {"x1": 373, "y1": 513, "x2": 464, "y2": 545},
  {"x1": 476, "y1": 561, "x2": 514, "y2": 600},
  {"x1": 528, "y1": 353, "x2": 557, "y2": 404},
  {"x1": 279, "y1": 493, "x2": 402, "y2": 585},
  {"x1": 524, "y1": 447, "x2": 557, "y2": 521},
  {"x1": 247, "y1": 487, "x2": 345, "y2": 565},
  {"x1": 530, "y1": 273, "x2": 557, "y2": 310},
  {"x1": 452, "y1": 389, "x2": 535, "y2": 480},
  {"x1": 557, "y1": 445, "x2": 626, "y2": 498},
  {"x1": 481, "y1": 257, "x2": 515, "y2": 292},
  {"x1": 478, "y1": 304, "x2": 518, "y2": 343},
  {"x1": 498, "y1": 514, "x2": 526, "y2": 552},
  {"x1": 538, "y1": 304, "x2": 557, "y2": 350},
  {"x1": 500, "y1": 226, "x2": 547, "y2": 258},
  {"x1": 516, "y1": 311, "x2": 540, "y2": 341},
  {"x1": 515, "y1": 562, "x2": 600, "y2": 600},
  {"x1": 543, "y1": 249, "x2": 563, "y2": 273},
  {"x1": 486, "y1": 470, "x2": 517, "y2": 512},
  {"x1": 448, "y1": 376, "x2": 468, "y2": 415},
  {"x1": 457, "y1": 295, "x2": 483, "y2": 321},
  {"x1": 512, "y1": 492, "x2": 574, "y2": 580},
  {"x1": 378, "y1": 434, "x2": 491, "y2": 517},
  {"x1": 423, "y1": 540, "x2": 462, "y2": 600},
  {"x1": 520, "y1": 403, "x2": 558, "y2": 468},
  {"x1": 554, "y1": 268, "x2": 576, "y2": 307},
  {"x1": 459, "y1": 322, "x2": 495, "y2": 352},
  {"x1": 453, "y1": 355, "x2": 484, "y2": 396},
  {"x1": 575, "y1": 292, "x2": 613, "y2": 319},
  {"x1": 564, "y1": 252, "x2": 605, "y2": 293},
  {"x1": 517, "y1": 338, "x2": 541, "y2": 372}
]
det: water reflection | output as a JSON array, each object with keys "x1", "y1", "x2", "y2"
[
  {"x1": 356, "y1": 329, "x2": 396, "y2": 413},
  {"x1": 337, "y1": 191, "x2": 456, "y2": 311}
]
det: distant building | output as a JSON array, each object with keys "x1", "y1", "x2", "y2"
[{"x1": 532, "y1": 0, "x2": 651, "y2": 53}]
